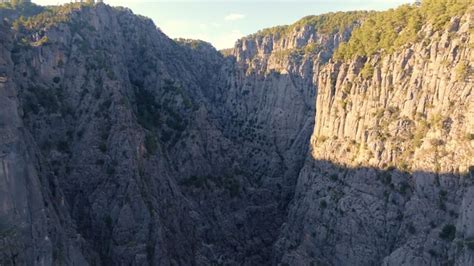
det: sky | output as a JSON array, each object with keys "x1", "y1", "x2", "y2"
[{"x1": 33, "y1": 0, "x2": 414, "y2": 49}]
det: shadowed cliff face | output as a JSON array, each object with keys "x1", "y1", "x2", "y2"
[
  {"x1": 0, "y1": 20, "x2": 90, "y2": 265},
  {"x1": 0, "y1": 4, "x2": 364, "y2": 265},
  {"x1": 0, "y1": 2, "x2": 472, "y2": 266},
  {"x1": 276, "y1": 161, "x2": 474, "y2": 265}
]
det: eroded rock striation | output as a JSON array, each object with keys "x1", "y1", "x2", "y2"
[
  {"x1": 0, "y1": 1, "x2": 472, "y2": 265},
  {"x1": 275, "y1": 11, "x2": 474, "y2": 266}
]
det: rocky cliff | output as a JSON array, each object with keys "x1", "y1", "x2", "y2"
[
  {"x1": 0, "y1": 20, "x2": 90, "y2": 265},
  {"x1": 275, "y1": 8, "x2": 474, "y2": 266},
  {"x1": 0, "y1": 3, "x2": 366, "y2": 265},
  {"x1": 0, "y1": 1, "x2": 472, "y2": 265}
]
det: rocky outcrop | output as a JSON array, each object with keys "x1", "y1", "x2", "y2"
[{"x1": 275, "y1": 12, "x2": 473, "y2": 266}]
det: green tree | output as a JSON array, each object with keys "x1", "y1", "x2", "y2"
[
  {"x1": 455, "y1": 61, "x2": 469, "y2": 81},
  {"x1": 439, "y1": 224, "x2": 456, "y2": 241},
  {"x1": 334, "y1": 0, "x2": 471, "y2": 60}
]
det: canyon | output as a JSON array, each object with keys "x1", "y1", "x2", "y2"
[{"x1": 0, "y1": 1, "x2": 472, "y2": 265}]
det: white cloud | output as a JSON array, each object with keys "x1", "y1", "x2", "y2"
[{"x1": 224, "y1": 13, "x2": 245, "y2": 21}]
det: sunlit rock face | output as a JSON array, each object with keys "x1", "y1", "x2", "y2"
[
  {"x1": 275, "y1": 13, "x2": 474, "y2": 266},
  {"x1": 0, "y1": 3, "x2": 472, "y2": 266}
]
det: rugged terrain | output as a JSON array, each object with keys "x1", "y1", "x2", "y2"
[
  {"x1": 276, "y1": 10, "x2": 474, "y2": 266},
  {"x1": 0, "y1": 1, "x2": 472, "y2": 265}
]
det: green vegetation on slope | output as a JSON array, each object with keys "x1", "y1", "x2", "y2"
[
  {"x1": 10, "y1": 2, "x2": 93, "y2": 30},
  {"x1": 251, "y1": 11, "x2": 372, "y2": 39},
  {"x1": 0, "y1": 1, "x2": 44, "y2": 19},
  {"x1": 334, "y1": 0, "x2": 471, "y2": 60}
]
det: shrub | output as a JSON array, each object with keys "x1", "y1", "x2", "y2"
[
  {"x1": 228, "y1": 182, "x2": 240, "y2": 198},
  {"x1": 467, "y1": 242, "x2": 474, "y2": 250},
  {"x1": 428, "y1": 249, "x2": 438, "y2": 257},
  {"x1": 27, "y1": 86, "x2": 59, "y2": 113},
  {"x1": 316, "y1": 135, "x2": 328, "y2": 143},
  {"x1": 399, "y1": 181, "x2": 410, "y2": 195},
  {"x1": 106, "y1": 166, "x2": 115, "y2": 176},
  {"x1": 104, "y1": 215, "x2": 112, "y2": 229},
  {"x1": 413, "y1": 120, "x2": 429, "y2": 147},
  {"x1": 466, "y1": 133, "x2": 474, "y2": 141},
  {"x1": 100, "y1": 99, "x2": 112, "y2": 111},
  {"x1": 455, "y1": 61, "x2": 469, "y2": 81},
  {"x1": 180, "y1": 175, "x2": 208, "y2": 188},
  {"x1": 320, "y1": 200, "x2": 327, "y2": 209},
  {"x1": 438, "y1": 190, "x2": 447, "y2": 210},
  {"x1": 160, "y1": 130, "x2": 172, "y2": 143},
  {"x1": 134, "y1": 87, "x2": 160, "y2": 130},
  {"x1": 380, "y1": 171, "x2": 392, "y2": 185},
  {"x1": 57, "y1": 140, "x2": 70, "y2": 153},
  {"x1": 360, "y1": 63, "x2": 374, "y2": 79},
  {"x1": 77, "y1": 128, "x2": 85, "y2": 139},
  {"x1": 430, "y1": 138, "x2": 444, "y2": 146},
  {"x1": 465, "y1": 237, "x2": 474, "y2": 250},
  {"x1": 439, "y1": 224, "x2": 456, "y2": 241},
  {"x1": 407, "y1": 223, "x2": 416, "y2": 234},
  {"x1": 144, "y1": 134, "x2": 158, "y2": 155},
  {"x1": 99, "y1": 142, "x2": 107, "y2": 153}
]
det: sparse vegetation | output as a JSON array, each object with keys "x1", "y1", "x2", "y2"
[
  {"x1": 320, "y1": 200, "x2": 328, "y2": 209},
  {"x1": 438, "y1": 190, "x2": 447, "y2": 210},
  {"x1": 180, "y1": 174, "x2": 240, "y2": 197},
  {"x1": 399, "y1": 181, "x2": 410, "y2": 195},
  {"x1": 23, "y1": 86, "x2": 59, "y2": 114},
  {"x1": 465, "y1": 237, "x2": 474, "y2": 250},
  {"x1": 439, "y1": 224, "x2": 456, "y2": 241},
  {"x1": 334, "y1": 0, "x2": 470, "y2": 60},
  {"x1": 455, "y1": 61, "x2": 469, "y2": 81},
  {"x1": 144, "y1": 134, "x2": 158, "y2": 155},
  {"x1": 99, "y1": 142, "x2": 107, "y2": 153},
  {"x1": 0, "y1": 1, "x2": 44, "y2": 19},
  {"x1": 252, "y1": 11, "x2": 371, "y2": 38},
  {"x1": 466, "y1": 133, "x2": 474, "y2": 141},
  {"x1": 57, "y1": 140, "x2": 70, "y2": 153},
  {"x1": 12, "y1": 3, "x2": 89, "y2": 31},
  {"x1": 380, "y1": 171, "x2": 392, "y2": 186},
  {"x1": 134, "y1": 87, "x2": 160, "y2": 130},
  {"x1": 360, "y1": 63, "x2": 374, "y2": 79},
  {"x1": 428, "y1": 249, "x2": 438, "y2": 257},
  {"x1": 413, "y1": 120, "x2": 430, "y2": 147}
]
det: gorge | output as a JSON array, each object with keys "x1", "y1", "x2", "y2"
[{"x1": 0, "y1": 0, "x2": 473, "y2": 265}]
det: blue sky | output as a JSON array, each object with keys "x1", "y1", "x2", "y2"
[{"x1": 34, "y1": 0, "x2": 414, "y2": 49}]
